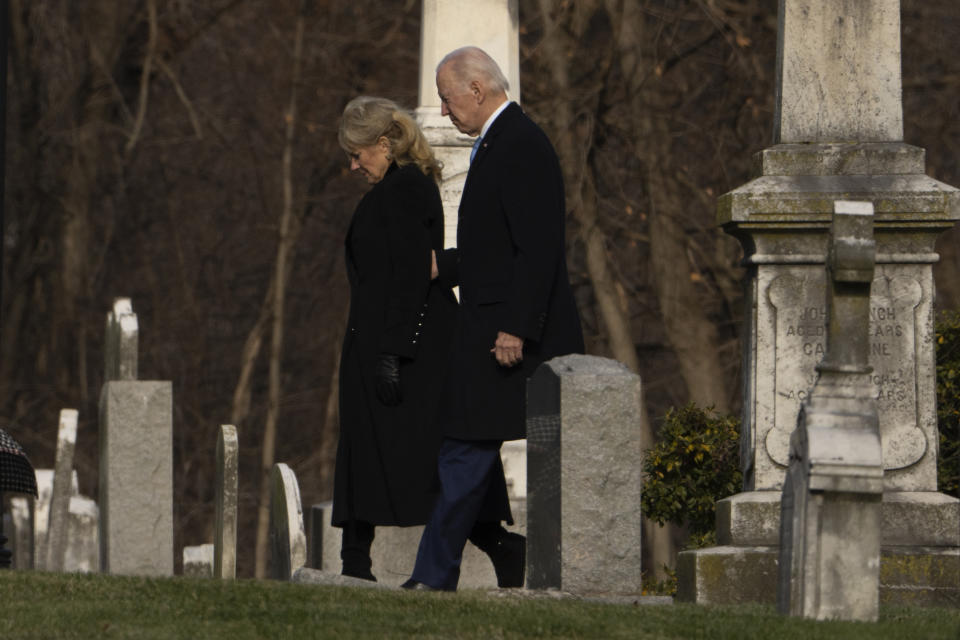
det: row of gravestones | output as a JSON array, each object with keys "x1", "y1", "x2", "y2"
[
  {"x1": 5, "y1": 299, "x2": 173, "y2": 575},
  {"x1": 5, "y1": 297, "x2": 646, "y2": 597}
]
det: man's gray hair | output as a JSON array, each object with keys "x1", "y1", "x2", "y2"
[{"x1": 437, "y1": 46, "x2": 509, "y2": 94}]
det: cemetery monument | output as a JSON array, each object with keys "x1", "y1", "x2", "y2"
[{"x1": 677, "y1": 0, "x2": 960, "y2": 607}]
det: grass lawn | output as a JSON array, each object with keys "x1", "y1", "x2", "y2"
[{"x1": 0, "y1": 571, "x2": 958, "y2": 639}]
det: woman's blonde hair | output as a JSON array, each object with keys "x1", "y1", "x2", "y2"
[{"x1": 338, "y1": 96, "x2": 442, "y2": 183}]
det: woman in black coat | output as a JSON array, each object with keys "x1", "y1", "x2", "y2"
[{"x1": 332, "y1": 96, "x2": 457, "y2": 581}]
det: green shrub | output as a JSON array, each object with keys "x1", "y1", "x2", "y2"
[
  {"x1": 641, "y1": 404, "x2": 742, "y2": 548},
  {"x1": 936, "y1": 310, "x2": 960, "y2": 499}
]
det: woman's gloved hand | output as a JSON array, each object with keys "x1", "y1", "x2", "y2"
[{"x1": 375, "y1": 353, "x2": 402, "y2": 406}]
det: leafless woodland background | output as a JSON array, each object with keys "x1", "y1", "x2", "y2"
[{"x1": 3, "y1": 1, "x2": 958, "y2": 577}]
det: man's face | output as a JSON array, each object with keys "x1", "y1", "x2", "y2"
[{"x1": 436, "y1": 63, "x2": 482, "y2": 136}]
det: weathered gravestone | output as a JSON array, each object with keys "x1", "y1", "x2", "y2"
[
  {"x1": 526, "y1": 354, "x2": 643, "y2": 596},
  {"x1": 678, "y1": 0, "x2": 960, "y2": 606},
  {"x1": 32, "y1": 468, "x2": 77, "y2": 566},
  {"x1": 13, "y1": 469, "x2": 98, "y2": 572},
  {"x1": 99, "y1": 298, "x2": 174, "y2": 576},
  {"x1": 269, "y1": 463, "x2": 306, "y2": 580},
  {"x1": 45, "y1": 409, "x2": 78, "y2": 572},
  {"x1": 778, "y1": 202, "x2": 884, "y2": 621},
  {"x1": 8, "y1": 497, "x2": 32, "y2": 570},
  {"x1": 183, "y1": 544, "x2": 214, "y2": 578},
  {"x1": 215, "y1": 424, "x2": 239, "y2": 579}
]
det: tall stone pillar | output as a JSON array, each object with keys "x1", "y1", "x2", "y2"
[
  {"x1": 416, "y1": 0, "x2": 519, "y2": 251},
  {"x1": 678, "y1": 0, "x2": 960, "y2": 607}
]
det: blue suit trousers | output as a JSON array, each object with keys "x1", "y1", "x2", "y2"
[{"x1": 410, "y1": 438, "x2": 503, "y2": 590}]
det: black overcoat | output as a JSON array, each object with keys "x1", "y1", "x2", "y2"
[
  {"x1": 437, "y1": 103, "x2": 585, "y2": 442},
  {"x1": 332, "y1": 163, "x2": 458, "y2": 527}
]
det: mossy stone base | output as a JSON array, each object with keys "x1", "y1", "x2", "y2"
[
  {"x1": 880, "y1": 547, "x2": 960, "y2": 607},
  {"x1": 677, "y1": 545, "x2": 959, "y2": 607}
]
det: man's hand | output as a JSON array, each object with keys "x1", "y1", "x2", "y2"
[
  {"x1": 431, "y1": 250, "x2": 439, "y2": 280},
  {"x1": 491, "y1": 331, "x2": 524, "y2": 367}
]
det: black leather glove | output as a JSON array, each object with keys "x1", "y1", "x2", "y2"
[{"x1": 375, "y1": 353, "x2": 402, "y2": 406}]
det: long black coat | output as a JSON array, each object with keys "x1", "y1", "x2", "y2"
[
  {"x1": 437, "y1": 103, "x2": 585, "y2": 442},
  {"x1": 332, "y1": 163, "x2": 458, "y2": 527}
]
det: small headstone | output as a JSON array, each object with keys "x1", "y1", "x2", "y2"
[
  {"x1": 45, "y1": 409, "x2": 78, "y2": 572},
  {"x1": 18, "y1": 470, "x2": 98, "y2": 572},
  {"x1": 32, "y1": 468, "x2": 78, "y2": 568},
  {"x1": 215, "y1": 425, "x2": 239, "y2": 579},
  {"x1": 307, "y1": 504, "x2": 324, "y2": 570},
  {"x1": 9, "y1": 497, "x2": 33, "y2": 570},
  {"x1": 778, "y1": 201, "x2": 883, "y2": 622},
  {"x1": 183, "y1": 544, "x2": 214, "y2": 578},
  {"x1": 526, "y1": 354, "x2": 643, "y2": 596},
  {"x1": 268, "y1": 463, "x2": 306, "y2": 580},
  {"x1": 62, "y1": 496, "x2": 99, "y2": 573},
  {"x1": 500, "y1": 441, "x2": 526, "y2": 498}
]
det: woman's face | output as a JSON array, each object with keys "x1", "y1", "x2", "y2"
[{"x1": 349, "y1": 137, "x2": 391, "y2": 184}]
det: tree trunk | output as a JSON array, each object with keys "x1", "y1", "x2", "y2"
[
  {"x1": 607, "y1": 0, "x2": 732, "y2": 414},
  {"x1": 536, "y1": 0, "x2": 639, "y2": 375},
  {"x1": 253, "y1": 3, "x2": 307, "y2": 578}
]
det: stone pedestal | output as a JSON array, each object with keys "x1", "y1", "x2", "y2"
[
  {"x1": 679, "y1": 145, "x2": 960, "y2": 608},
  {"x1": 719, "y1": 143, "x2": 956, "y2": 494},
  {"x1": 99, "y1": 381, "x2": 173, "y2": 576},
  {"x1": 526, "y1": 355, "x2": 642, "y2": 596}
]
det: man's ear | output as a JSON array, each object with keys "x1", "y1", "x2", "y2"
[{"x1": 470, "y1": 80, "x2": 484, "y2": 104}]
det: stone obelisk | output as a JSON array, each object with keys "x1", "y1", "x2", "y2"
[{"x1": 678, "y1": 0, "x2": 960, "y2": 606}]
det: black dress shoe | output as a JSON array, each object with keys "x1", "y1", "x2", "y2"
[
  {"x1": 401, "y1": 579, "x2": 438, "y2": 591},
  {"x1": 488, "y1": 532, "x2": 526, "y2": 588}
]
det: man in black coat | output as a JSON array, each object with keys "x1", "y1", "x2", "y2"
[{"x1": 403, "y1": 46, "x2": 584, "y2": 592}]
